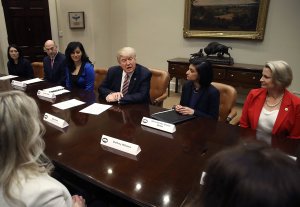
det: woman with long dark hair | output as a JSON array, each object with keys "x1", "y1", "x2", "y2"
[{"x1": 65, "y1": 42, "x2": 94, "y2": 91}]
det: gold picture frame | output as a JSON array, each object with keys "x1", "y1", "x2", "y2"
[{"x1": 183, "y1": 0, "x2": 269, "y2": 40}]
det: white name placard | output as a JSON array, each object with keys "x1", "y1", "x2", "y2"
[
  {"x1": 11, "y1": 80, "x2": 26, "y2": 88},
  {"x1": 37, "y1": 90, "x2": 56, "y2": 99},
  {"x1": 287, "y1": 154, "x2": 297, "y2": 161},
  {"x1": 141, "y1": 117, "x2": 176, "y2": 133},
  {"x1": 101, "y1": 145, "x2": 138, "y2": 161},
  {"x1": 100, "y1": 135, "x2": 141, "y2": 156},
  {"x1": 141, "y1": 125, "x2": 174, "y2": 139},
  {"x1": 43, "y1": 86, "x2": 70, "y2": 95},
  {"x1": 43, "y1": 113, "x2": 69, "y2": 128},
  {"x1": 200, "y1": 171, "x2": 206, "y2": 185},
  {"x1": 0, "y1": 75, "x2": 18, "y2": 80},
  {"x1": 22, "y1": 78, "x2": 43, "y2": 85}
]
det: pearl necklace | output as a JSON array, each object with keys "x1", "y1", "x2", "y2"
[{"x1": 265, "y1": 96, "x2": 283, "y2": 108}]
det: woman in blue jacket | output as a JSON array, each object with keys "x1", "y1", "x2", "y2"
[{"x1": 65, "y1": 42, "x2": 94, "y2": 91}]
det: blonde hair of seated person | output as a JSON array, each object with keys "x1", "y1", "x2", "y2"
[{"x1": 0, "y1": 90, "x2": 53, "y2": 206}]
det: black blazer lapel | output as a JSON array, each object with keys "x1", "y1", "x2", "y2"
[{"x1": 128, "y1": 67, "x2": 140, "y2": 93}]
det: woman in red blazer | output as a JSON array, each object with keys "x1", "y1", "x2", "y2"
[{"x1": 240, "y1": 60, "x2": 300, "y2": 139}]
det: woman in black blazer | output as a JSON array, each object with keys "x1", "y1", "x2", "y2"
[
  {"x1": 7, "y1": 44, "x2": 34, "y2": 79},
  {"x1": 174, "y1": 59, "x2": 220, "y2": 119}
]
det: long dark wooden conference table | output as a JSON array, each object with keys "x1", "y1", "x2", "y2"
[{"x1": 1, "y1": 77, "x2": 300, "y2": 207}]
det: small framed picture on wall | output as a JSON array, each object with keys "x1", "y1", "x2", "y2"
[{"x1": 68, "y1": 12, "x2": 85, "y2": 29}]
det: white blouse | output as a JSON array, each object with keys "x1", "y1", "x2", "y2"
[{"x1": 257, "y1": 107, "x2": 279, "y2": 134}]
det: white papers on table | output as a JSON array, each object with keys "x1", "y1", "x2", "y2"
[
  {"x1": 52, "y1": 99, "x2": 85, "y2": 110},
  {"x1": 80, "y1": 103, "x2": 112, "y2": 115},
  {"x1": 43, "y1": 86, "x2": 70, "y2": 95},
  {"x1": 0, "y1": 75, "x2": 18, "y2": 80},
  {"x1": 22, "y1": 78, "x2": 44, "y2": 84}
]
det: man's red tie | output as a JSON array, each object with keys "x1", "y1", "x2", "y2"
[{"x1": 122, "y1": 74, "x2": 130, "y2": 95}]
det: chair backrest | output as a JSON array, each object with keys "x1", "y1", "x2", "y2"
[
  {"x1": 211, "y1": 82, "x2": 237, "y2": 122},
  {"x1": 94, "y1": 68, "x2": 108, "y2": 92},
  {"x1": 149, "y1": 68, "x2": 170, "y2": 107},
  {"x1": 31, "y1": 62, "x2": 44, "y2": 78}
]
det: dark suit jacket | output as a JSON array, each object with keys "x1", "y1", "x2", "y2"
[
  {"x1": 180, "y1": 81, "x2": 220, "y2": 120},
  {"x1": 43, "y1": 52, "x2": 66, "y2": 85},
  {"x1": 240, "y1": 88, "x2": 300, "y2": 138},
  {"x1": 99, "y1": 64, "x2": 152, "y2": 104},
  {"x1": 7, "y1": 58, "x2": 34, "y2": 79}
]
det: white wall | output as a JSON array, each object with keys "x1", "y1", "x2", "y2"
[
  {"x1": 90, "y1": 0, "x2": 111, "y2": 67},
  {"x1": 109, "y1": 0, "x2": 300, "y2": 92},
  {"x1": 1, "y1": 0, "x2": 300, "y2": 92},
  {"x1": 56, "y1": 0, "x2": 111, "y2": 67},
  {"x1": 0, "y1": 3, "x2": 8, "y2": 74},
  {"x1": 48, "y1": 0, "x2": 60, "y2": 48}
]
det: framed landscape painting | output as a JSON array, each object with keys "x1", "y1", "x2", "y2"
[{"x1": 183, "y1": 0, "x2": 269, "y2": 40}]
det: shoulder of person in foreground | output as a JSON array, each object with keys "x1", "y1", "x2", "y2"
[{"x1": 12, "y1": 172, "x2": 72, "y2": 207}]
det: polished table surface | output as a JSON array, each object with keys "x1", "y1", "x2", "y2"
[{"x1": 1, "y1": 77, "x2": 300, "y2": 207}]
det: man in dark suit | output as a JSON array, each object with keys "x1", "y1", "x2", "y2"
[
  {"x1": 99, "y1": 47, "x2": 152, "y2": 104},
  {"x1": 43, "y1": 40, "x2": 66, "y2": 85}
]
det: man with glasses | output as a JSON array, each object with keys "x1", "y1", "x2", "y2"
[
  {"x1": 99, "y1": 47, "x2": 151, "y2": 104},
  {"x1": 43, "y1": 40, "x2": 66, "y2": 85}
]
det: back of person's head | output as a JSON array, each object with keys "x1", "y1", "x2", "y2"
[
  {"x1": 0, "y1": 91, "x2": 53, "y2": 206},
  {"x1": 202, "y1": 142, "x2": 300, "y2": 207},
  {"x1": 265, "y1": 60, "x2": 293, "y2": 89},
  {"x1": 65, "y1": 41, "x2": 91, "y2": 69},
  {"x1": 7, "y1": 44, "x2": 23, "y2": 62},
  {"x1": 189, "y1": 58, "x2": 213, "y2": 87}
]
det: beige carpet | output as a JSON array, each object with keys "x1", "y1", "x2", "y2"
[{"x1": 163, "y1": 91, "x2": 243, "y2": 124}]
